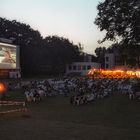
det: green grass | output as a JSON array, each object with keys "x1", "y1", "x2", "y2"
[{"x1": 0, "y1": 90, "x2": 140, "y2": 140}]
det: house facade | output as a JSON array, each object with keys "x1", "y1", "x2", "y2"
[{"x1": 66, "y1": 53, "x2": 101, "y2": 76}]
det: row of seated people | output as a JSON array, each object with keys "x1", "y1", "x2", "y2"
[{"x1": 6, "y1": 77, "x2": 140, "y2": 103}]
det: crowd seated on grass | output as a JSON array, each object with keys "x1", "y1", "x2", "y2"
[{"x1": 6, "y1": 77, "x2": 140, "y2": 104}]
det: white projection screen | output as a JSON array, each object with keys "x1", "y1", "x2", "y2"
[{"x1": 0, "y1": 42, "x2": 18, "y2": 69}]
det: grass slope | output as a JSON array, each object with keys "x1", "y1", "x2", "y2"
[{"x1": 0, "y1": 90, "x2": 140, "y2": 140}]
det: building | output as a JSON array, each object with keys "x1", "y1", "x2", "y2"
[
  {"x1": 105, "y1": 52, "x2": 126, "y2": 69},
  {"x1": 66, "y1": 53, "x2": 101, "y2": 76},
  {"x1": 105, "y1": 53, "x2": 115, "y2": 68}
]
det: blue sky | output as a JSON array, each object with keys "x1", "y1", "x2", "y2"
[{"x1": 0, "y1": 0, "x2": 109, "y2": 54}]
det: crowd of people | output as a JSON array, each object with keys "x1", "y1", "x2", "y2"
[{"x1": 5, "y1": 77, "x2": 140, "y2": 105}]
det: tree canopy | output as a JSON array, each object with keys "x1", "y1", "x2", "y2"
[
  {"x1": 95, "y1": 0, "x2": 140, "y2": 45},
  {"x1": 0, "y1": 17, "x2": 82, "y2": 76},
  {"x1": 95, "y1": 0, "x2": 140, "y2": 67},
  {"x1": 95, "y1": 47, "x2": 106, "y2": 68}
]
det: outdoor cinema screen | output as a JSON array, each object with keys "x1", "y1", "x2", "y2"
[{"x1": 0, "y1": 42, "x2": 16, "y2": 69}]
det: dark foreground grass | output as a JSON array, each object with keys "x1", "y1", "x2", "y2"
[{"x1": 0, "y1": 91, "x2": 140, "y2": 140}]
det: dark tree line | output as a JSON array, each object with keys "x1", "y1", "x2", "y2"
[
  {"x1": 95, "y1": 47, "x2": 106, "y2": 68},
  {"x1": 95, "y1": 0, "x2": 140, "y2": 67},
  {"x1": 0, "y1": 17, "x2": 82, "y2": 76}
]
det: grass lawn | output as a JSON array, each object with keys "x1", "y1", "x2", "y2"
[{"x1": 0, "y1": 90, "x2": 140, "y2": 140}]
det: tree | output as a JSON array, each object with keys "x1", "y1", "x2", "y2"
[
  {"x1": 0, "y1": 18, "x2": 82, "y2": 76},
  {"x1": 95, "y1": 0, "x2": 140, "y2": 66},
  {"x1": 95, "y1": 47, "x2": 106, "y2": 68},
  {"x1": 0, "y1": 17, "x2": 43, "y2": 76},
  {"x1": 42, "y1": 36, "x2": 82, "y2": 74},
  {"x1": 95, "y1": 0, "x2": 140, "y2": 44}
]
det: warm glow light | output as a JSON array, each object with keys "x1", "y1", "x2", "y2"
[
  {"x1": 88, "y1": 68, "x2": 140, "y2": 78},
  {"x1": 136, "y1": 71, "x2": 140, "y2": 77},
  {"x1": 0, "y1": 83, "x2": 6, "y2": 93}
]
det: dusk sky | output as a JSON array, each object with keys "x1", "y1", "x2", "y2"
[{"x1": 0, "y1": 0, "x2": 110, "y2": 54}]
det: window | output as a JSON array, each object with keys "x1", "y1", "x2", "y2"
[
  {"x1": 73, "y1": 65, "x2": 76, "y2": 70},
  {"x1": 68, "y1": 65, "x2": 72, "y2": 70},
  {"x1": 78, "y1": 65, "x2": 81, "y2": 70},
  {"x1": 106, "y1": 64, "x2": 109, "y2": 68},
  {"x1": 87, "y1": 65, "x2": 91, "y2": 70},
  {"x1": 82, "y1": 65, "x2": 86, "y2": 70},
  {"x1": 106, "y1": 57, "x2": 109, "y2": 62}
]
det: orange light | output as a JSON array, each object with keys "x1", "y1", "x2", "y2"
[
  {"x1": 0, "y1": 83, "x2": 5, "y2": 93},
  {"x1": 136, "y1": 71, "x2": 140, "y2": 77},
  {"x1": 87, "y1": 68, "x2": 140, "y2": 78}
]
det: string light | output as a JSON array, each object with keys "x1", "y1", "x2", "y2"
[{"x1": 88, "y1": 68, "x2": 140, "y2": 78}]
